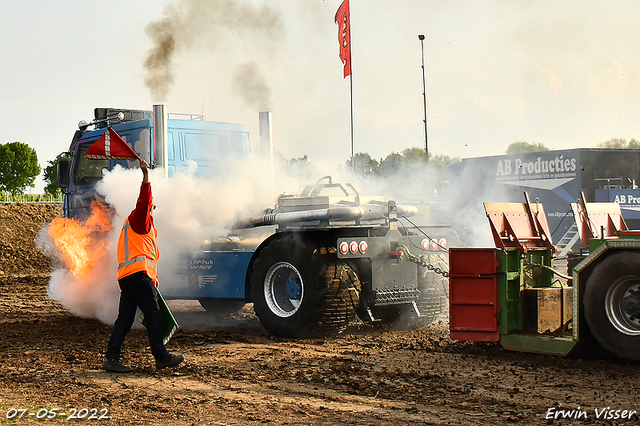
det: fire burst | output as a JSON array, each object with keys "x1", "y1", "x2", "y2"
[{"x1": 48, "y1": 201, "x2": 113, "y2": 277}]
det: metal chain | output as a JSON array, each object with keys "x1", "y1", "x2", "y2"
[{"x1": 397, "y1": 245, "x2": 450, "y2": 278}]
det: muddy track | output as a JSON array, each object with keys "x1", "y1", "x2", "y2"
[
  {"x1": 2, "y1": 274, "x2": 640, "y2": 425},
  {"x1": 2, "y1": 204, "x2": 640, "y2": 424}
]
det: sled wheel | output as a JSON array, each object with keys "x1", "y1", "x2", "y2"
[
  {"x1": 584, "y1": 251, "x2": 640, "y2": 360},
  {"x1": 250, "y1": 238, "x2": 360, "y2": 337}
]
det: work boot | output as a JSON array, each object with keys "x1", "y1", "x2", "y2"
[
  {"x1": 101, "y1": 358, "x2": 132, "y2": 373},
  {"x1": 156, "y1": 353, "x2": 184, "y2": 370}
]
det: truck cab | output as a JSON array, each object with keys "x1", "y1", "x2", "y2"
[{"x1": 57, "y1": 107, "x2": 252, "y2": 219}]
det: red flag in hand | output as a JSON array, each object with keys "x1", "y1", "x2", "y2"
[
  {"x1": 335, "y1": 0, "x2": 351, "y2": 78},
  {"x1": 85, "y1": 127, "x2": 140, "y2": 160}
]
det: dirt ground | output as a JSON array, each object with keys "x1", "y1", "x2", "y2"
[{"x1": 2, "y1": 203, "x2": 640, "y2": 425}]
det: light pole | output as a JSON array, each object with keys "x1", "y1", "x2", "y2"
[{"x1": 418, "y1": 34, "x2": 428, "y2": 164}]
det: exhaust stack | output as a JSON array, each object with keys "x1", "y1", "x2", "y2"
[
  {"x1": 153, "y1": 104, "x2": 169, "y2": 178},
  {"x1": 258, "y1": 111, "x2": 273, "y2": 159},
  {"x1": 259, "y1": 111, "x2": 275, "y2": 203}
]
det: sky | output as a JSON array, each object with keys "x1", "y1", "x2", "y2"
[{"x1": 2, "y1": 0, "x2": 640, "y2": 193}]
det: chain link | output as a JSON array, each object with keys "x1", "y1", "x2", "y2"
[{"x1": 397, "y1": 245, "x2": 450, "y2": 278}]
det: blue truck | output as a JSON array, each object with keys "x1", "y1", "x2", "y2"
[
  {"x1": 57, "y1": 107, "x2": 252, "y2": 219},
  {"x1": 57, "y1": 106, "x2": 450, "y2": 337}
]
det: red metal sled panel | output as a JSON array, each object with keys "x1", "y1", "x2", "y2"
[
  {"x1": 484, "y1": 201, "x2": 554, "y2": 251},
  {"x1": 571, "y1": 201, "x2": 629, "y2": 247},
  {"x1": 449, "y1": 248, "x2": 500, "y2": 341},
  {"x1": 449, "y1": 247, "x2": 500, "y2": 275}
]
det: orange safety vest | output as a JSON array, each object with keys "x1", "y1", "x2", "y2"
[{"x1": 117, "y1": 217, "x2": 159, "y2": 282}]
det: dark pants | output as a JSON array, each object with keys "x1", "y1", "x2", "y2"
[{"x1": 105, "y1": 271, "x2": 170, "y2": 361}]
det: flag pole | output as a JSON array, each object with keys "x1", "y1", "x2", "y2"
[
  {"x1": 349, "y1": 72, "x2": 354, "y2": 175},
  {"x1": 349, "y1": 20, "x2": 354, "y2": 175},
  {"x1": 348, "y1": 1, "x2": 354, "y2": 175},
  {"x1": 418, "y1": 34, "x2": 428, "y2": 164}
]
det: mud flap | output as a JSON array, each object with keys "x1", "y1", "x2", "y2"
[{"x1": 449, "y1": 248, "x2": 500, "y2": 341}]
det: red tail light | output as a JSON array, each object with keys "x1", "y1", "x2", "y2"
[
  {"x1": 349, "y1": 241, "x2": 358, "y2": 254},
  {"x1": 339, "y1": 241, "x2": 349, "y2": 255}
]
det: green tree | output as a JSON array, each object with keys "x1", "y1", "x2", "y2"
[
  {"x1": 379, "y1": 152, "x2": 404, "y2": 175},
  {"x1": 347, "y1": 148, "x2": 459, "y2": 179},
  {"x1": 597, "y1": 138, "x2": 640, "y2": 149},
  {"x1": 378, "y1": 148, "x2": 459, "y2": 174},
  {"x1": 43, "y1": 158, "x2": 61, "y2": 197},
  {"x1": 429, "y1": 153, "x2": 460, "y2": 172},
  {"x1": 285, "y1": 155, "x2": 320, "y2": 181},
  {"x1": 506, "y1": 141, "x2": 549, "y2": 154},
  {"x1": 0, "y1": 142, "x2": 40, "y2": 195},
  {"x1": 394, "y1": 147, "x2": 426, "y2": 175},
  {"x1": 401, "y1": 147, "x2": 427, "y2": 163},
  {"x1": 348, "y1": 153, "x2": 380, "y2": 177}
]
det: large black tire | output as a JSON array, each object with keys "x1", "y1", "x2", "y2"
[
  {"x1": 198, "y1": 298, "x2": 245, "y2": 315},
  {"x1": 584, "y1": 251, "x2": 640, "y2": 360},
  {"x1": 250, "y1": 239, "x2": 361, "y2": 338}
]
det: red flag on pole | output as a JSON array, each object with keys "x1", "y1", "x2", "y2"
[
  {"x1": 85, "y1": 127, "x2": 140, "y2": 160},
  {"x1": 335, "y1": 0, "x2": 351, "y2": 78}
]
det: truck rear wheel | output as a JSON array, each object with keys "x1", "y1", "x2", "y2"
[
  {"x1": 250, "y1": 238, "x2": 360, "y2": 338},
  {"x1": 584, "y1": 251, "x2": 640, "y2": 360}
]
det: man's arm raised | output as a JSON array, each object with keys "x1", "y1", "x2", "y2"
[
  {"x1": 141, "y1": 159, "x2": 149, "y2": 183},
  {"x1": 128, "y1": 160, "x2": 153, "y2": 234}
]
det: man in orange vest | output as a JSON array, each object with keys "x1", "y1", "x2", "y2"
[{"x1": 102, "y1": 160, "x2": 184, "y2": 373}]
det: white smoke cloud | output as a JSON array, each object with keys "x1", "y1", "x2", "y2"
[
  {"x1": 41, "y1": 149, "x2": 490, "y2": 325},
  {"x1": 37, "y1": 220, "x2": 121, "y2": 324},
  {"x1": 47, "y1": 262, "x2": 120, "y2": 324},
  {"x1": 99, "y1": 160, "x2": 276, "y2": 290},
  {"x1": 41, "y1": 155, "x2": 289, "y2": 324}
]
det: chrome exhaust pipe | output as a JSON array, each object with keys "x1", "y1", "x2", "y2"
[
  {"x1": 153, "y1": 104, "x2": 168, "y2": 178},
  {"x1": 235, "y1": 206, "x2": 366, "y2": 228}
]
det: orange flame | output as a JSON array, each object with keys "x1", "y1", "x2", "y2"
[{"x1": 49, "y1": 201, "x2": 114, "y2": 277}]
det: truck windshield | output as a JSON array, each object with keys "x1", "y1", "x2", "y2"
[{"x1": 74, "y1": 143, "x2": 108, "y2": 185}]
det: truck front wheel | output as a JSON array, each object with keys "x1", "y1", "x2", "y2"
[
  {"x1": 250, "y1": 238, "x2": 360, "y2": 338},
  {"x1": 584, "y1": 251, "x2": 640, "y2": 360}
]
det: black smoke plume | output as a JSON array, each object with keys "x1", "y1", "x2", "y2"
[{"x1": 144, "y1": 0, "x2": 284, "y2": 103}]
